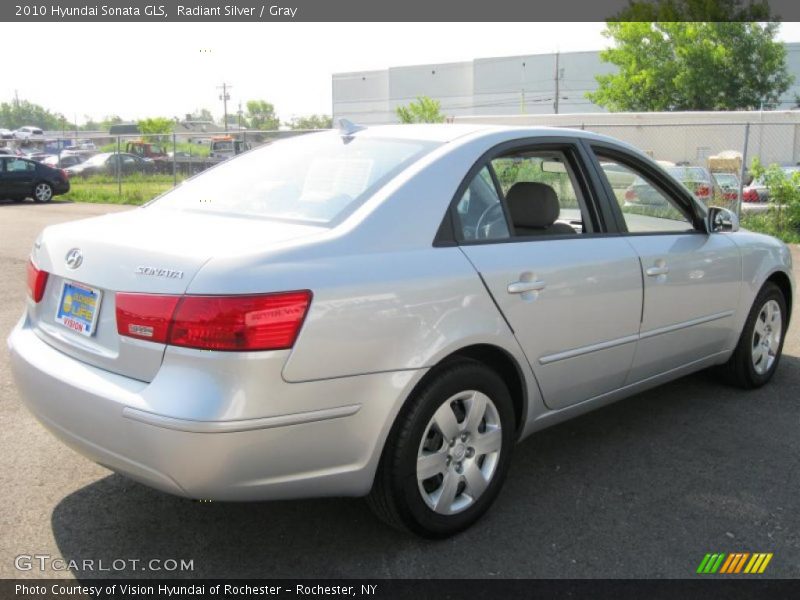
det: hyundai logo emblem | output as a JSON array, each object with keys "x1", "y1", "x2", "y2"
[{"x1": 65, "y1": 248, "x2": 83, "y2": 269}]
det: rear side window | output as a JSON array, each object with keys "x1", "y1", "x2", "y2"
[
  {"x1": 6, "y1": 159, "x2": 34, "y2": 172},
  {"x1": 454, "y1": 148, "x2": 593, "y2": 242},
  {"x1": 154, "y1": 132, "x2": 439, "y2": 225}
]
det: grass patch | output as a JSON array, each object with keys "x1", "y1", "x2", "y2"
[
  {"x1": 63, "y1": 174, "x2": 184, "y2": 205},
  {"x1": 741, "y1": 211, "x2": 800, "y2": 244}
]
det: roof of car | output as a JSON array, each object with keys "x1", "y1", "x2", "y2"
[{"x1": 346, "y1": 123, "x2": 613, "y2": 144}]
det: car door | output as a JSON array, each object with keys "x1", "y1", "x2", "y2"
[
  {"x1": 0, "y1": 158, "x2": 8, "y2": 197},
  {"x1": 4, "y1": 158, "x2": 36, "y2": 197},
  {"x1": 453, "y1": 139, "x2": 643, "y2": 410},
  {"x1": 587, "y1": 143, "x2": 742, "y2": 384}
]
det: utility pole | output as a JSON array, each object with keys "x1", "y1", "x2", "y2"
[
  {"x1": 217, "y1": 82, "x2": 232, "y2": 132},
  {"x1": 554, "y1": 51, "x2": 560, "y2": 114},
  {"x1": 237, "y1": 101, "x2": 242, "y2": 130}
]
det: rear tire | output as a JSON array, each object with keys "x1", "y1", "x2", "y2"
[
  {"x1": 716, "y1": 282, "x2": 787, "y2": 388},
  {"x1": 33, "y1": 182, "x2": 53, "y2": 203},
  {"x1": 367, "y1": 359, "x2": 515, "y2": 538}
]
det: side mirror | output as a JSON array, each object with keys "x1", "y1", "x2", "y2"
[{"x1": 707, "y1": 206, "x2": 739, "y2": 233}]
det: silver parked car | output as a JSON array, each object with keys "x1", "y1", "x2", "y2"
[{"x1": 7, "y1": 124, "x2": 794, "y2": 537}]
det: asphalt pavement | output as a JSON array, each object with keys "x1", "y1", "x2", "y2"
[{"x1": 0, "y1": 200, "x2": 798, "y2": 579}]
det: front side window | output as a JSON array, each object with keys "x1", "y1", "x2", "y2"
[
  {"x1": 153, "y1": 132, "x2": 438, "y2": 225},
  {"x1": 595, "y1": 154, "x2": 696, "y2": 234}
]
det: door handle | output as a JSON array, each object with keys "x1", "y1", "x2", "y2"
[
  {"x1": 507, "y1": 279, "x2": 547, "y2": 294},
  {"x1": 645, "y1": 263, "x2": 669, "y2": 277}
]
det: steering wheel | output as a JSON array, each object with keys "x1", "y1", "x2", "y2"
[{"x1": 474, "y1": 202, "x2": 505, "y2": 239}]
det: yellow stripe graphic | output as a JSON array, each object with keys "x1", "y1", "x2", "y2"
[
  {"x1": 758, "y1": 553, "x2": 773, "y2": 573},
  {"x1": 734, "y1": 553, "x2": 749, "y2": 573},
  {"x1": 744, "y1": 554, "x2": 761, "y2": 573}
]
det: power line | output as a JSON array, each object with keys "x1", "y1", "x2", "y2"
[{"x1": 217, "y1": 82, "x2": 232, "y2": 132}]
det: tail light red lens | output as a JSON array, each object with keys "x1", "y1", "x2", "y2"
[
  {"x1": 26, "y1": 259, "x2": 48, "y2": 303},
  {"x1": 624, "y1": 188, "x2": 637, "y2": 201},
  {"x1": 116, "y1": 293, "x2": 181, "y2": 343},
  {"x1": 696, "y1": 184, "x2": 710, "y2": 197},
  {"x1": 743, "y1": 189, "x2": 758, "y2": 203},
  {"x1": 115, "y1": 291, "x2": 312, "y2": 351}
]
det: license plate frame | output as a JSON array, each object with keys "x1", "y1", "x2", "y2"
[{"x1": 55, "y1": 280, "x2": 103, "y2": 337}]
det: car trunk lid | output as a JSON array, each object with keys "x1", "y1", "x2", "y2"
[{"x1": 29, "y1": 207, "x2": 324, "y2": 381}]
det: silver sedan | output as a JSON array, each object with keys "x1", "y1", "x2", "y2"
[{"x1": 7, "y1": 124, "x2": 794, "y2": 537}]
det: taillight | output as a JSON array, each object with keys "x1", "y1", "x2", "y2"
[
  {"x1": 116, "y1": 293, "x2": 180, "y2": 343},
  {"x1": 624, "y1": 188, "x2": 637, "y2": 201},
  {"x1": 26, "y1": 259, "x2": 48, "y2": 303},
  {"x1": 696, "y1": 184, "x2": 710, "y2": 197},
  {"x1": 743, "y1": 189, "x2": 758, "y2": 203},
  {"x1": 60, "y1": 169, "x2": 69, "y2": 180},
  {"x1": 115, "y1": 291, "x2": 312, "y2": 351}
]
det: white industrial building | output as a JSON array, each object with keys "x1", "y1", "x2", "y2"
[{"x1": 332, "y1": 44, "x2": 800, "y2": 124}]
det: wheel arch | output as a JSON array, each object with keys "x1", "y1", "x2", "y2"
[
  {"x1": 408, "y1": 343, "x2": 528, "y2": 439},
  {"x1": 766, "y1": 270, "x2": 793, "y2": 324}
]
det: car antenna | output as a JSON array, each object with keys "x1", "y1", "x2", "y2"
[{"x1": 338, "y1": 119, "x2": 366, "y2": 138}]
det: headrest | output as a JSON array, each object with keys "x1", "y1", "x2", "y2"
[{"x1": 506, "y1": 182, "x2": 560, "y2": 229}]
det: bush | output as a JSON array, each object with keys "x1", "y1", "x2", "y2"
[{"x1": 742, "y1": 158, "x2": 800, "y2": 243}]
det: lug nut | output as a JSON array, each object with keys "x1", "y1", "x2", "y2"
[
  {"x1": 461, "y1": 433, "x2": 468, "y2": 442},
  {"x1": 449, "y1": 439, "x2": 456, "y2": 447},
  {"x1": 466, "y1": 447, "x2": 475, "y2": 458},
  {"x1": 455, "y1": 462, "x2": 463, "y2": 473}
]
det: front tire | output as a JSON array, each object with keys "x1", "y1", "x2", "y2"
[
  {"x1": 367, "y1": 359, "x2": 516, "y2": 538},
  {"x1": 718, "y1": 282, "x2": 787, "y2": 388},
  {"x1": 33, "y1": 182, "x2": 53, "y2": 202}
]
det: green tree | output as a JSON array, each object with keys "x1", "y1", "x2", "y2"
[
  {"x1": 288, "y1": 114, "x2": 333, "y2": 130},
  {"x1": 0, "y1": 98, "x2": 66, "y2": 130},
  {"x1": 137, "y1": 117, "x2": 174, "y2": 135},
  {"x1": 587, "y1": 21, "x2": 792, "y2": 111},
  {"x1": 396, "y1": 96, "x2": 445, "y2": 124},
  {"x1": 613, "y1": 0, "x2": 770, "y2": 20},
  {"x1": 246, "y1": 100, "x2": 280, "y2": 131}
]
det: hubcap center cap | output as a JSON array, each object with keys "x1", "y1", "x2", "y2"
[{"x1": 452, "y1": 443, "x2": 467, "y2": 462}]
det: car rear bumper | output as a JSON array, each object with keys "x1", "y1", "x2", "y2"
[{"x1": 7, "y1": 315, "x2": 420, "y2": 500}]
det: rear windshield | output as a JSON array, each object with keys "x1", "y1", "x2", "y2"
[
  {"x1": 666, "y1": 166, "x2": 708, "y2": 182},
  {"x1": 152, "y1": 132, "x2": 439, "y2": 225}
]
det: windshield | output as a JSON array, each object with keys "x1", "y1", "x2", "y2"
[{"x1": 152, "y1": 132, "x2": 439, "y2": 224}]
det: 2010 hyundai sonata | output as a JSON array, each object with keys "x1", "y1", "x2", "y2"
[{"x1": 7, "y1": 124, "x2": 794, "y2": 537}]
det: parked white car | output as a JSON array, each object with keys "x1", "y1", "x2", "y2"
[
  {"x1": 8, "y1": 124, "x2": 794, "y2": 537},
  {"x1": 13, "y1": 126, "x2": 44, "y2": 140}
]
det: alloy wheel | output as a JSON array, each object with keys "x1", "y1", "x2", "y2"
[
  {"x1": 751, "y1": 299, "x2": 782, "y2": 375},
  {"x1": 416, "y1": 390, "x2": 502, "y2": 515},
  {"x1": 34, "y1": 183, "x2": 52, "y2": 202}
]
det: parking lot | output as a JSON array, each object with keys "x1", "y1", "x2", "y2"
[{"x1": 0, "y1": 200, "x2": 798, "y2": 579}]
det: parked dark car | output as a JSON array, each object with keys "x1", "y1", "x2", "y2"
[
  {"x1": 64, "y1": 152, "x2": 154, "y2": 178},
  {"x1": 0, "y1": 156, "x2": 69, "y2": 202},
  {"x1": 41, "y1": 154, "x2": 86, "y2": 169}
]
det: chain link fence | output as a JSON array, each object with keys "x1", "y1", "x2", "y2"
[
  {"x1": 1, "y1": 129, "x2": 322, "y2": 205},
  {"x1": 4, "y1": 120, "x2": 799, "y2": 241}
]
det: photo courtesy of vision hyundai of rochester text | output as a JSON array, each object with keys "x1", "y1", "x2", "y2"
[{"x1": 7, "y1": 123, "x2": 793, "y2": 537}]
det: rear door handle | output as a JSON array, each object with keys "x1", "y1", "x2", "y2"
[
  {"x1": 507, "y1": 279, "x2": 547, "y2": 294},
  {"x1": 645, "y1": 263, "x2": 669, "y2": 277}
]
